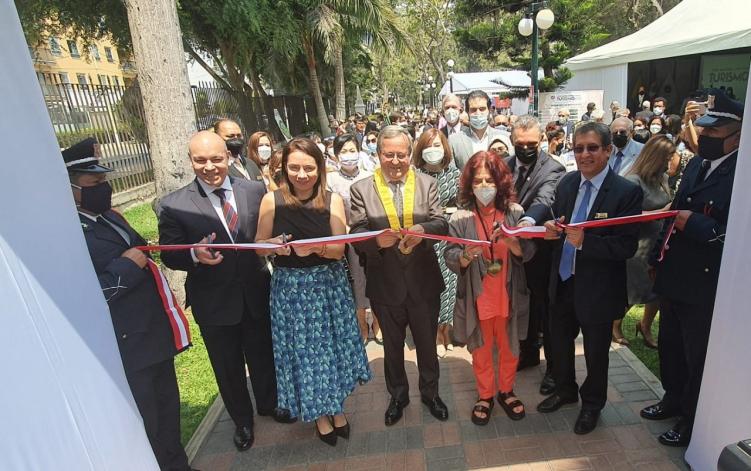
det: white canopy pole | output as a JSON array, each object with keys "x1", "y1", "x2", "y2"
[{"x1": 0, "y1": 1, "x2": 159, "y2": 469}]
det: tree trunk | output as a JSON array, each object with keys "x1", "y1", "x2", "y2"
[
  {"x1": 124, "y1": 0, "x2": 196, "y2": 303},
  {"x1": 333, "y1": 40, "x2": 347, "y2": 120},
  {"x1": 303, "y1": 38, "x2": 330, "y2": 136}
]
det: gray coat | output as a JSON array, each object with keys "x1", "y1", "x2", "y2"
[{"x1": 444, "y1": 204, "x2": 535, "y2": 354}]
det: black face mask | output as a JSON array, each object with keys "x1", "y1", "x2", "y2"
[
  {"x1": 514, "y1": 145, "x2": 538, "y2": 165},
  {"x1": 75, "y1": 181, "x2": 113, "y2": 215},
  {"x1": 698, "y1": 131, "x2": 738, "y2": 161},
  {"x1": 612, "y1": 133, "x2": 629, "y2": 149},
  {"x1": 225, "y1": 138, "x2": 245, "y2": 156}
]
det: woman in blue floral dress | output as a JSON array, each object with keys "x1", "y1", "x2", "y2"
[
  {"x1": 413, "y1": 128, "x2": 460, "y2": 358},
  {"x1": 255, "y1": 137, "x2": 371, "y2": 447}
]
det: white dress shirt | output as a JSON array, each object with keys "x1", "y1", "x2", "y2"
[
  {"x1": 191, "y1": 177, "x2": 238, "y2": 264},
  {"x1": 569, "y1": 164, "x2": 610, "y2": 273},
  {"x1": 704, "y1": 150, "x2": 735, "y2": 179},
  {"x1": 469, "y1": 128, "x2": 490, "y2": 154}
]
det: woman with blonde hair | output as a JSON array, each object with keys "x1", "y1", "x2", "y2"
[{"x1": 623, "y1": 135, "x2": 674, "y2": 348}]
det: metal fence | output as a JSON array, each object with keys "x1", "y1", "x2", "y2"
[{"x1": 39, "y1": 77, "x2": 153, "y2": 194}]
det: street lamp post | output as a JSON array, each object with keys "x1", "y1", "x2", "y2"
[
  {"x1": 447, "y1": 59, "x2": 455, "y2": 93},
  {"x1": 518, "y1": 3, "x2": 554, "y2": 116}
]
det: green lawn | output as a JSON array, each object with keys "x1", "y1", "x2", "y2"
[
  {"x1": 621, "y1": 305, "x2": 660, "y2": 378},
  {"x1": 123, "y1": 203, "x2": 218, "y2": 445}
]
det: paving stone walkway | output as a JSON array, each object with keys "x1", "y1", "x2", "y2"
[{"x1": 192, "y1": 338, "x2": 689, "y2": 470}]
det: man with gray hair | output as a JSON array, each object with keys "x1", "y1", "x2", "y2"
[
  {"x1": 609, "y1": 117, "x2": 644, "y2": 176},
  {"x1": 349, "y1": 125, "x2": 450, "y2": 426},
  {"x1": 440, "y1": 93, "x2": 467, "y2": 138},
  {"x1": 505, "y1": 115, "x2": 565, "y2": 395}
]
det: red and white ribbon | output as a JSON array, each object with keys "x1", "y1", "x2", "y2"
[
  {"x1": 146, "y1": 259, "x2": 192, "y2": 352},
  {"x1": 136, "y1": 211, "x2": 678, "y2": 253}
]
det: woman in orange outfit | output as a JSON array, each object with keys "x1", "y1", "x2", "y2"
[{"x1": 444, "y1": 150, "x2": 536, "y2": 425}]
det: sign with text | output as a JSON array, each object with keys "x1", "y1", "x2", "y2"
[
  {"x1": 700, "y1": 53, "x2": 750, "y2": 102},
  {"x1": 539, "y1": 90, "x2": 604, "y2": 124}
]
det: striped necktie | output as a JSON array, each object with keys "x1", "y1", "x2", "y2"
[{"x1": 213, "y1": 188, "x2": 239, "y2": 241}]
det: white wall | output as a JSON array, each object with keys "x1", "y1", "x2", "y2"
[
  {"x1": 0, "y1": 1, "x2": 159, "y2": 469},
  {"x1": 685, "y1": 65, "x2": 751, "y2": 471},
  {"x1": 561, "y1": 64, "x2": 628, "y2": 117}
]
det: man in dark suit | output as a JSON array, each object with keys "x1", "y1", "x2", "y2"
[
  {"x1": 214, "y1": 119, "x2": 263, "y2": 183},
  {"x1": 157, "y1": 131, "x2": 294, "y2": 452},
  {"x1": 65, "y1": 138, "x2": 193, "y2": 470},
  {"x1": 503, "y1": 116, "x2": 565, "y2": 396},
  {"x1": 642, "y1": 89, "x2": 743, "y2": 447},
  {"x1": 349, "y1": 125, "x2": 450, "y2": 426},
  {"x1": 537, "y1": 122, "x2": 642, "y2": 435},
  {"x1": 440, "y1": 94, "x2": 468, "y2": 138},
  {"x1": 631, "y1": 85, "x2": 649, "y2": 117}
]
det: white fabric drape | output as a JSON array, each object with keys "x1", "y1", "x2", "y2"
[{"x1": 0, "y1": 1, "x2": 159, "y2": 469}]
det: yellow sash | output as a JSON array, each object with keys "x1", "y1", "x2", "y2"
[{"x1": 374, "y1": 167, "x2": 415, "y2": 230}]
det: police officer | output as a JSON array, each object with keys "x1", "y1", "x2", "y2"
[
  {"x1": 65, "y1": 138, "x2": 195, "y2": 470},
  {"x1": 642, "y1": 90, "x2": 743, "y2": 447}
]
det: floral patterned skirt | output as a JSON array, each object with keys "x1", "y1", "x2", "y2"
[{"x1": 270, "y1": 260, "x2": 372, "y2": 422}]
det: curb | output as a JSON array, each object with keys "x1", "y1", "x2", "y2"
[
  {"x1": 612, "y1": 343, "x2": 665, "y2": 397},
  {"x1": 185, "y1": 394, "x2": 225, "y2": 463}
]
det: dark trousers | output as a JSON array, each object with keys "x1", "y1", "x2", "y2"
[
  {"x1": 372, "y1": 294, "x2": 440, "y2": 403},
  {"x1": 126, "y1": 358, "x2": 190, "y2": 471},
  {"x1": 200, "y1": 306, "x2": 278, "y2": 428},
  {"x1": 550, "y1": 277, "x2": 613, "y2": 411},
  {"x1": 519, "y1": 242, "x2": 553, "y2": 371},
  {"x1": 658, "y1": 297, "x2": 714, "y2": 425}
]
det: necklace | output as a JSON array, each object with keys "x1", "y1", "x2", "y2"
[{"x1": 477, "y1": 208, "x2": 502, "y2": 275}]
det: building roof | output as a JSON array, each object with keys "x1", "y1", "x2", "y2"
[{"x1": 565, "y1": 0, "x2": 751, "y2": 71}]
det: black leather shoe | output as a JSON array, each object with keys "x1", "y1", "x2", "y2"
[
  {"x1": 233, "y1": 425, "x2": 254, "y2": 451},
  {"x1": 422, "y1": 396, "x2": 449, "y2": 421},
  {"x1": 315, "y1": 417, "x2": 337, "y2": 447},
  {"x1": 539, "y1": 373, "x2": 556, "y2": 396},
  {"x1": 536, "y1": 393, "x2": 578, "y2": 413},
  {"x1": 385, "y1": 398, "x2": 409, "y2": 426},
  {"x1": 258, "y1": 407, "x2": 298, "y2": 424},
  {"x1": 574, "y1": 409, "x2": 600, "y2": 435},
  {"x1": 516, "y1": 355, "x2": 541, "y2": 371},
  {"x1": 332, "y1": 415, "x2": 350, "y2": 439},
  {"x1": 640, "y1": 402, "x2": 679, "y2": 421},
  {"x1": 658, "y1": 421, "x2": 691, "y2": 447}
]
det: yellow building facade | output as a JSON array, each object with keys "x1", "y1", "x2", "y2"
[{"x1": 31, "y1": 33, "x2": 136, "y2": 87}]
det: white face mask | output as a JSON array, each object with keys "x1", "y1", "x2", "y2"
[
  {"x1": 422, "y1": 147, "x2": 444, "y2": 165},
  {"x1": 473, "y1": 186, "x2": 497, "y2": 206},
  {"x1": 258, "y1": 145, "x2": 272, "y2": 162},
  {"x1": 444, "y1": 108, "x2": 460, "y2": 125},
  {"x1": 558, "y1": 116, "x2": 568, "y2": 124},
  {"x1": 653, "y1": 106, "x2": 664, "y2": 115},
  {"x1": 650, "y1": 124, "x2": 662, "y2": 134},
  {"x1": 540, "y1": 141, "x2": 549, "y2": 153},
  {"x1": 339, "y1": 150, "x2": 359, "y2": 168}
]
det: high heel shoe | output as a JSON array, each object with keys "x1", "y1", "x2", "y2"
[
  {"x1": 332, "y1": 415, "x2": 350, "y2": 439},
  {"x1": 315, "y1": 417, "x2": 337, "y2": 446},
  {"x1": 635, "y1": 321, "x2": 658, "y2": 349}
]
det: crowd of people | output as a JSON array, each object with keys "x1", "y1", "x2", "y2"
[{"x1": 64, "y1": 85, "x2": 742, "y2": 469}]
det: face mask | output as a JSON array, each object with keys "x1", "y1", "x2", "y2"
[
  {"x1": 540, "y1": 142, "x2": 549, "y2": 153},
  {"x1": 258, "y1": 145, "x2": 272, "y2": 162},
  {"x1": 339, "y1": 154, "x2": 360, "y2": 170},
  {"x1": 558, "y1": 117, "x2": 568, "y2": 125},
  {"x1": 225, "y1": 138, "x2": 244, "y2": 156},
  {"x1": 366, "y1": 142, "x2": 377, "y2": 153},
  {"x1": 634, "y1": 125, "x2": 645, "y2": 131},
  {"x1": 444, "y1": 108, "x2": 460, "y2": 124},
  {"x1": 612, "y1": 133, "x2": 629, "y2": 148},
  {"x1": 698, "y1": 131, "x2": 738, "y2": 161},
  {"x1": 422, "y1": 147, "x2": 444, "y2": 165},
  {"x1": 496, "y1": 124, "x2": 508, "y2": 132},
  {"x1": 473, "y1": 186, "x2": 497, "y2": 207},
  {"x1": 514, "y1": 145, "x2": 538, "y2": 165},
  {"x1": 650, "y1": 124, "x2": 662, "y2": 134},
  {"x1": 72, "y1": 181, "x2": 113, "y2": 215},
  {"x1": 653, "y1": 107, "x2": 664, "y2": 115},
  {"x1": 469, "y1": 113, "x2": 488, "y2": 130}
]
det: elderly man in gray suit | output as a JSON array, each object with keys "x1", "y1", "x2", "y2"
[
  {"x1": 449, "y1": 90, "x2": 508, "y2": 169},
  {"x1": 349, "y1": 125, "x2": 450, "y2": 427},
  {"x1": 609, "y1": 117, "x2": 644, "y2": 176}
]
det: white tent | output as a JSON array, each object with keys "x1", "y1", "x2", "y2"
[
  {"x1": 438, "y1": 70, "x2": 544, "y2": 97},
  {"x1": 563, "y1": 0, "x2": 751, "y2": 111}
]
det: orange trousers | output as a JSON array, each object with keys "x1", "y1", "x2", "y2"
[{"x1": 471, "y1": 315, "x2": 519, "y2": 398}]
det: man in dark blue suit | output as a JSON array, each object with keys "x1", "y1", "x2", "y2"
[
  {"x1": 66, "y1": 138, "x2": 193, "y2": 470},
  {"x1": 157, "y1": 131, "x2": 294, "y2": 453},
  {"x1": 536, "y1": 122, "x2": 643, "y2": 435},
  {"x1": 641, "y1": 89, "x2": 743, "y2": 447}
]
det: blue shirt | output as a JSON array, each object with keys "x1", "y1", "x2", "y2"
[
  {"x1": 609, "y1": 138, "x2": 644, "y2": 176},
  {"x1": 569, "y1": 164, "x2": 610, "y2": 272}
]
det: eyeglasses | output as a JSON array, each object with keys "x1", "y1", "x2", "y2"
[
  {"x1": 381, "y1": 152, "x2": 410, "y2": 161},
  {"x1": 573, "y1": 144, "x2": 603, "y2": 155}
]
